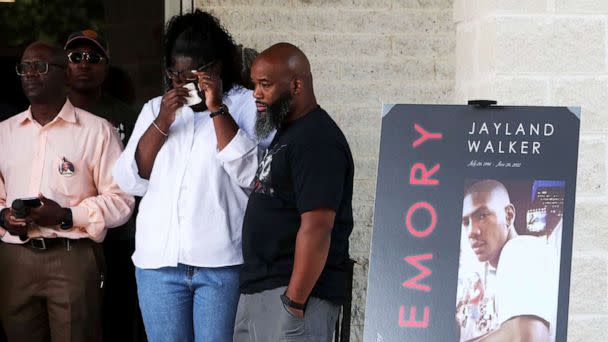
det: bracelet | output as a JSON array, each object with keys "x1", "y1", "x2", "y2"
[
  {"x1": 210, "y1": 104, "x2": 228, "y2": 118},
  {"x1": 152, "y1": 121, "x2": 168, "y2": 137},
  {"x1": 280, "y1": 293, "x2": 307, "y2": 311}
]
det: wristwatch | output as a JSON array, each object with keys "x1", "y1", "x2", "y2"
[
  {"x1": 280, "y1": 293, "x2": 307, "y2": 311},
  {"x1": 209, "y1": 104, "x2": 228, "y2": 118},
  {"x1": 59, "y1": 208, "x2": 73, "y2": 230},
  {"x1": 0, "y1": 208, "x2": 7, "y2": 229}
]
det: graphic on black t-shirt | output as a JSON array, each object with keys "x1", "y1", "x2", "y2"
[
  {"x1": 252, "y1": 144, "x2": 287, "y2": 196},
  {"x1": 115, "y1": 122, "x2": 126, "y2": 143},
  {"x1": 107, "y1": 119, "x2": 127, "y2": 143}
]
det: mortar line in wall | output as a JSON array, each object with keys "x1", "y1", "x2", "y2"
[
  {"x1": 551, "y1": 75, "x2": 608, "y2": 82},
  {"x1": 604, "y1": 17, "x2": 608, "y2": 73},
  {"x1": 571, "y1": 251, "x2": 608, "y2": 259},
  {"x1": 473, "y1": 18, "x2": 480, "y2": 81},
  {"x1": 456, "y1": 12, "x2": 608, "y2": 20},
  {"x1": 604, "y1": 130, "x2": 608, "y2": 199},
  {"x1": 547, "y1": 76, "x2": 554, "y2": 104},
  {"x1": 320, "y1": 80, "x2": 455, "y2": 86},
  {"x1": 492, "y1": 74, "x2": 554, "y2": 81},
  {"x1": 234, "y1": 31, "x2": 456, "y2": 38},
  {"x1": 580, "y1": 132, "x2": 608, "y2": 141},
  {"x1": 488, "y1": 13, "x2": 608, "y2": 20},
  {"x1": 204, "y1": 5, "x2": 450, "y2": 13},
  {"x1": 388, "y1": 35, "x2": 394, "y2": 63},
  {"x1": 237, "y1": 30, "x2": 456, "y2": 36},
  {"x1": 570, "y1": 314, "x2": 608, "y2": 320},
  {"x1": 494, "y1": 73, "x2": 608, "y2": 78},
  {"x1": 454, "y1": 15, "x2": 475, "y2": 95},
  {"x1": 576, "y1": 192, "x2": 608, "y2": 201}
]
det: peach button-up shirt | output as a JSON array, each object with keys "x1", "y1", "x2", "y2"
[{"x1": 0, "y1": 99, "x2": 134, "y2": 243}]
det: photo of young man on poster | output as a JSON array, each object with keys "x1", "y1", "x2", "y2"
[{"x1": 456, "y1": 179, "x2": 562, "y2": 342}]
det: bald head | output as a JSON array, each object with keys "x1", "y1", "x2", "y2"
[
  {"x1": 257, "y1": 42, "x2": 312, "y2": 80},
  {"x1": 23, "y1": 41, "x2": 67, "y2": 67},
  {"x1": 465, "y1": 179, "x2": 511, "y2": 205}
]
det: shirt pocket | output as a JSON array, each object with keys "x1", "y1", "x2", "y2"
[{"x1": 50, "y1": 158, "x2": 95, "y2": 206}]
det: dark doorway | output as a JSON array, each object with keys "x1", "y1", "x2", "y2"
[{"x1": 0, "y1": 0, "x2": 164, "y2": 120}]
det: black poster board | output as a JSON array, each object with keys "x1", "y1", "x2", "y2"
[{"x1": 363, "y1": 104, "x2": 580, "y2": 342}]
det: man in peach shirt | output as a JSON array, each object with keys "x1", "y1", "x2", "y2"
[{"x1": 0, "y1": 42, "x2": 134, "y2": 341}]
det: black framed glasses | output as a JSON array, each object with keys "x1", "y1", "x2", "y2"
[
  {"x1": 166, "y1": 60, "x2": 216, "y2": 82},
  {"x1": 15, "y1": 61, "x2": 65, "y2": 76},
  {"x1": 67, "y1": 51, "x2": 106, "y2": 64}
]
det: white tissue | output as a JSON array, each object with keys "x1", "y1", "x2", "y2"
[
  {"x1": 175, "y1": 82, "x2": 203, "y2": 117},
  {"x1": 184, "y1": 82, "x2": 203, "y2": 106}
]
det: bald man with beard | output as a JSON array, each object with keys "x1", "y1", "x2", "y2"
[
  {"x1": 234, "y1": 43, "x2": 354, "y2": 342},
  {"x1": 460, "y1": 180, "x2": 558, "y2": 341},
  {"x1": 0, "y1": 42, "x2": 133, "y2": 342}
]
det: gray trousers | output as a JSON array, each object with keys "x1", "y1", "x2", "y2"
[{"x1": 233, "y1": 286, "x2": 340, "y2": 342}]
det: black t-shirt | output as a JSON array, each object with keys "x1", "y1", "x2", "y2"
[{"x1": 240, "y1": 106, "x2": 354, "y2": 305}]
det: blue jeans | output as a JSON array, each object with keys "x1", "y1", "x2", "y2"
[{"x1": 135, "y1": 264, "x2": 240, "y2": 342}]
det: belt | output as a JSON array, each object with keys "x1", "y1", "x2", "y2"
[{"x1": 24, "y1": 237, "x2": 77, "y2": 251}]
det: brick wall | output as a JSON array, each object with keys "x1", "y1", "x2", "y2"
[
  {"x1": 196, "y1": 0, "x2": 456, "y2": 340},
  {"x1": 455, "y1": 0, "x2": 608, "y2": 340}
]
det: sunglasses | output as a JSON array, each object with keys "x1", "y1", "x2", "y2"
[
  {"x1": 15, "y1": 61, "x2": 65, "y2": 76},
  {"x1": 166, "y1": 60, "x2": 216, "y2": 82},
  {"x1": 67, "y1": 51, "x2": 106, "y2": 64}
]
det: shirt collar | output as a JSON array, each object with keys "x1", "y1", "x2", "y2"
[{"x1": 19, "y1": 99, "x2": 77, "y2": 125}]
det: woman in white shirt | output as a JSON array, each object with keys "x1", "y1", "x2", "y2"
[{"x1": 112, "y1": 11, "x2": 271, "y2": 342}]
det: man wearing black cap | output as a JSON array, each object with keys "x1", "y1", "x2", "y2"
[
  {"x1": 64, "y1": 30, "x2": 143, "y2": 342},
  {"x1": 65, "y1": 29, "x2": 137, "y2": 144}
]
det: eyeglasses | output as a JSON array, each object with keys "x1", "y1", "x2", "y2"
[
  {"x1": 67, "y1": 51, "x2": 106, "y2": 64},
  {"x1": 15, "y1": 61, "x2": 65, "y2": 76},
  {"x1": 166, "y1": 60, "x2": 216, "y2": 82}
]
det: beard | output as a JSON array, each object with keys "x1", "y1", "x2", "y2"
[{"x1": 254, "y1": 92, "x2": 292, "y2": 139}]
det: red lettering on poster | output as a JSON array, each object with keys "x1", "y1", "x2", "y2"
[
  {"x1": 412, "y1": 124, "x2": 443, "y2": 148},
  {"x1": 402, "y1": 253, "x2": 433, "y2": 291},
  {"x1": 398, "y1": 305, "x2": 430, "y2": 328},
  {"x1": 410, "y1": 163, "x2": 440, "y2": 185},
  {"x1": 405, "y1": 202, "x2": 437, "y2": 238},
  {"x1": 396, "y1": 123, "x2": 444, "y2": 331}
]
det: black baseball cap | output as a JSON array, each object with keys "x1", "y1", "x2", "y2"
[{"x1": 64, "y1": 29, "x2": 110, "y2": 59}]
